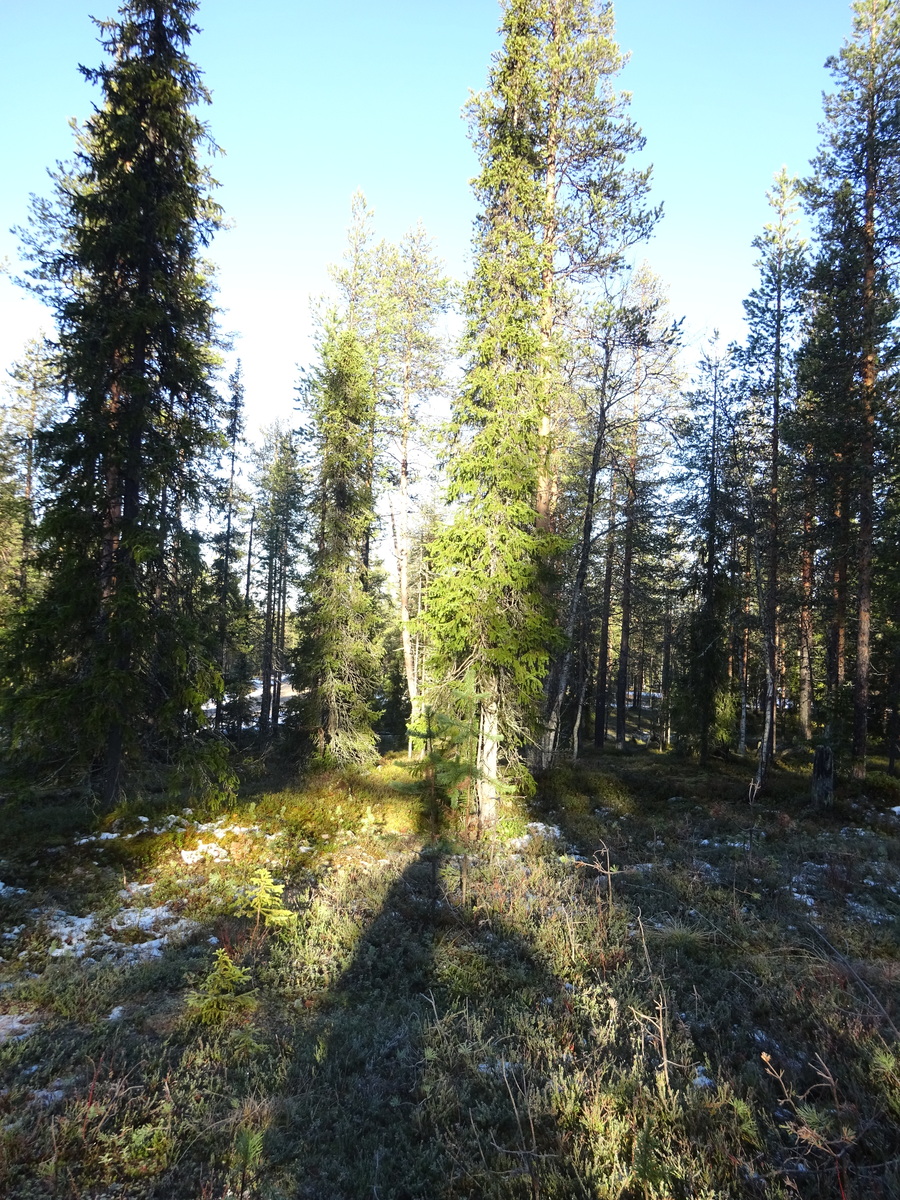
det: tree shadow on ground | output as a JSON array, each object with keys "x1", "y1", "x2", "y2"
[{"x1": 266, "y1": 848, "x2": 587, "y2": 1200}]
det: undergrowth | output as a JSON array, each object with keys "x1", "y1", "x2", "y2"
[{"x1": 0, "y1": 749, "x2": 898, "y2": 1197}]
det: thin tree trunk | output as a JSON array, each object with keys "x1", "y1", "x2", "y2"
[
  {"x1": 615, "y1": 473, "x2": 636, "y2": 751},
  {"x1": 699, "y1": 356, "x2": 720, "y2": 766},
  {"x1": 259, "y1": 546, "x2": 275, "y2": 739},
  {"x1": 593, "y1": 474, "x2": 616, "y2": 747},
  {"x1": 540, "y1": 394, "x2": 609, "y2": 765},
  {"x1": 852, "y1": 97, "x2": 878, "y2": 780},
  {"x1": 244, "y1": 507, "x2": 255, "y2": 605},
  {"x1": 660, "y1": 607, "x2": 672, "y2": 749},
  {"x1": 799, "y1": 450, "x2": 814, "y2": 742},
  {"x1": 764, "y1": 255, "x2": 783, "y2": 773},
  {"x1": 215, "y1": 427, "x2": 238, "y2": 733},
  {"x1": 739, "y1": 621, "x2": 749, "y2": 755}
]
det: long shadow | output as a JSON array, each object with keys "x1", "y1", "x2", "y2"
[{"x1": 266, "y1": 849, "x2": 585, "y2": 1200}]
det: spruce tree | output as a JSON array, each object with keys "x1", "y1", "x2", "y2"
[
  {"x1": 296, "y1": 326, "x2": 382, "y2": 766},
  {"x1": 427, "y1": 0, "x2": 656, "y2": 813},
  {"x1": 5, "y1": 0, "x2": 224, "y2": 802},
  {"x1": 252, "y1": 424, "x2": 303, "y2": 741}
]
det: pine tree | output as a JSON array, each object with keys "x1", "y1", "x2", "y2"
[
  {"x1": 741, "y1": 170, "x2": 807, "y2": 789},
  {"x1": 5, "y1": 0, "x2": 224, "y2": 803},
  {"x1": 806, "y1": 0, "x2": 900, "y2": 778}
]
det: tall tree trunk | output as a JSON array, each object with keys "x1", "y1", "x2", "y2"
[
  {"x1": 830, "y1": 477, "x2": 849, "y2": 695},
  {"x1": 614, "y1": 473, "x2": 636, "y2": 751},
  {"x1": 699, "y1": 359, "x2": 720, "y2": 767},
  {"x1": 244, "y1": 507, "x2": 255, "y2": 605},
  {"x1": 763, "y1": 256, "x2": 783, "y2": 774},
  {"x1": 536, "y1": 0, "x2": 560, "y2": 536},
  {"x1": 394, "y1": 354, "x2": 418, "y2": 723},
  {"x1": 799, "y1": 450, "x2": 814, "y2": 742},
  {"x1": 738, "y1": 621, "x2": 749, "y2": 755},
  {"x1": 477, "y1": 686, "x2": 500, "y2": 825},
  {"x1": 259, "y1": 546, "x2": 276, "y2": 739},
  {"x1": 660, "y1": 607, "x2": 672, "y2": 749},
  {"x1": 593, "y1": 474, "x2": 616, "y2": 747},
  {"x1": 852, "y1": 105, "x2": 877, "y2": 780},
  {"x1": 215, "y1": 428, "x2": 238, "y2": 733},
  {"x1": 540, "y1": 395, "x2": 608, "y2": 766}
]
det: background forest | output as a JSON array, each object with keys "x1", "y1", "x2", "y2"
[
  {"x1": 0, "y1": 0, "x2": 897, "y2": 806},
  {"x1": 0, "y1": 2, "x2": 899, "y2": 1198}
]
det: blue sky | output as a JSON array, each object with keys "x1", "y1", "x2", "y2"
[{"x1": 1, "y1": 0, "x2": 853, "y2": 432}]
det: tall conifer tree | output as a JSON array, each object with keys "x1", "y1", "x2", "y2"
[
  {"x1": 297, "y1": 326, "x2": 382, "y2": 766},
  {"x1": 5, "y1": 0, "x2": 224, "y2": 802},
  {"x1": 806, "y1": 0, "x2": 900, "y2": 778},
  {"x1": 428, "y1": 0, "x2": 655, "y2": 813}
]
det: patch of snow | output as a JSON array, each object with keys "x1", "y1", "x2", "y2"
[
  {"x1": 845, "y1": 898, "x2": 892, "y2": 924},
  {"x1": 180, "y1": 841, "x2": 229, "y2": 865},
  {"x1": 792, "y1": 892, "x2": 816, "y2": 907},
  {"x1": 39, "y1": 897, "x2": 199, "y2": 962},
  {"x1": 0, "y1": 1014, "x2": 40, "y2": 1043},
  {"x1": 106, "y1": 1006, "x2": 125, "y2": 1021},
  {"x1": 508, "y1": 822, "x2": 562, "y2": 850},
  {"x1": 118, "y1": 882, "x2": 154, "y2": 900},
  {"x1": 694, "y1": 862, "x2": 720, "y2": 883},
  {"x1": 0, "y1": 883, "x2": 27, "y2": 899},
  {"x1": 47, "y1": 912, "x2": 97, "y2": 956},
  {"x1": 692, "y1": 1065, "x2": 716, "y2": 1089}
]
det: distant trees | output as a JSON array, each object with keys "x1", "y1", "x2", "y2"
[{"x1": 0, "y1": 339, "x2": 60, "y2": 609}]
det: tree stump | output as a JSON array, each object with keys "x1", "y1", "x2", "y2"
[{"x1": 812, "y1": 745, "x2": 834, "y2": 809}]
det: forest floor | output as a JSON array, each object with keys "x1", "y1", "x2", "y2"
[{"x1": 1, "y1": 741, "x2": 899, "y2": 1199}]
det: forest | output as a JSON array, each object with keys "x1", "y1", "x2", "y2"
[{"x1": 0, "y1": 1, "x2": 898, "y2": 1198}]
